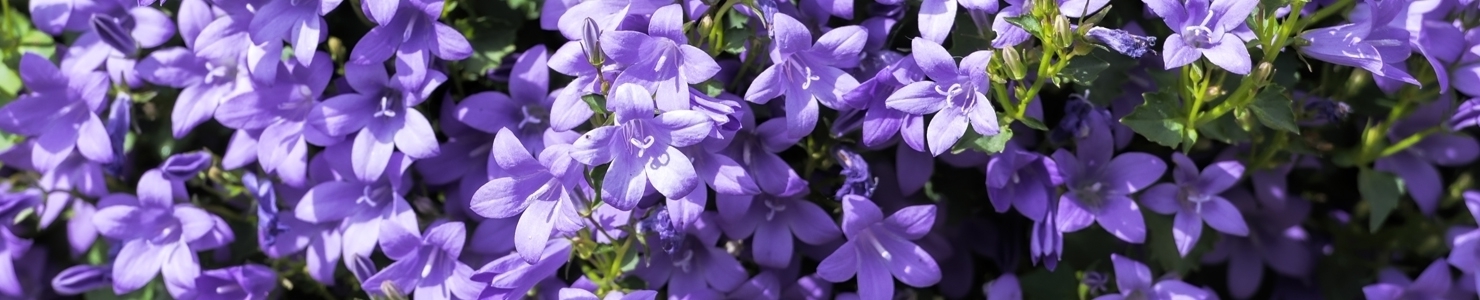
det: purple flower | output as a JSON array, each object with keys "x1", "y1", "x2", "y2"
[
  {"x1": 1086, "y1": 26, "x2": 1159, "y2": 58},
  {"x1": 457, "y1": 46, "x2": 561, "y2": 150},
  {"x1": 745, "y1": 13, "x2": 866, "y2": 139},
  {"x1": 917, "y1": 0, "x2": 1008, "y2": 44},
  {"x1": 1144, "y1": 0, "x2": 1259, "y2": 74},
  {"x1": 558, "y1": 288, "x2": 659, "y2": 300},
  {"x1": 816, "y1": 195, "x2": 941, "y2": 300},
  {"x1": 189, "y1": 264, "x2": 277, "y2": 300},
  {"x1": 886, "y1": 38, "x2": 1000, "y2": 156},
  {"x1": 350, "y1": 0, "x2": 471, "y2": 89},
  {"x1": 0, "y1": 227, "x2": 29, "y2": 297},
  {"x1": 91, "y1": 169, "x2": 229, "y2": 297},
  {"x1": 363, "y1": 222, "x2": 482, "y2": 300},
  {"x1": 1376, "y1": 100, "x2": 1479, "y2": 215},
  {"x1": 52, "y1": 264, "x2": 112, "y2": 295},
  {"x1": 215, "y1": 52, "x2": 334, "y2": 187},
  {"x1": 1052, "y1": 128, "x2": 1165, "y2": 244},
  {"x1": 842, "y1": 51, "x2": 927, "y2": 151},
  {"x1": 308, "y1": 62, "x2": 442, "y2": 182},
  {"x1": 1297, "y1": 0, "x2": 1418, "y2": 85},
  {"x1": 985, "y1": 143, "x2": 1061, "y2": 221},
  {"x1": 632, "y1": 213, "x2": 747, "y2": 299},
  {"x1": 833, "y1": 146, "x2": 878, "y2": 199},
  {"x1": 470, "y1": 128, "x2": 587, "y2": 263},
  {"x1": 471, "y1": 239, "x2": 572, "y2": 300},
  {"x1": 570, "y1": 84, "x2": 714, "y2": 210},
  {"x1": 717, "y1": 191, "x2": 842, "y2": 268},
  {"x1": 1364, "y1": 259, "x2": 1454, "y2": 300},
  {"x1": 600, "y1": 4, "x2": 720, "y2": 112},
  {"x1": 1201, "y1": 188, "x2": 1313, "y2": 299},
  {"x1": 249, "y1": 0, "x2": 343, "y2": 66},
  {"x1": 984, "y1": 274, "x2": 1021, "y2": 300},
  {"x1": 547, "y1": 39, "x2": 606, "y2": 132},
  {"x1": 0, "y1": 53, "x2": 112, "y2": 173},
  {"x1": 293, "y1": 144, "x2": 419, "y2": 270},
  {"x1": 249, "y1": 172, "x2": 342, "y2": 284},
  {"x1": 713, "y1": 111, "x2": 802, "y2": 196},
  {"x1": 1094, "y1": 254, "x2": 1212, "y2": 300},
  {"x1": 1141, "y1": 152, "x2": 1250, "y2": 256},
  {"x1": 1448, "y1": 192, "x2": 1480, "y2": 288},
  {"x1": 555, "y1": 0, "x2": 668, "y2": 39}
]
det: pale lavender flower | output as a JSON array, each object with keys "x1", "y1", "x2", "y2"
[
  {"x1": 351, "y1": 0, "x2": 471, "y2": 89},
  {"x1": 1144, "y1": 0, "x2": 1259, "y2": 74},
  {"x1": 363, "y1": 222, "x2": 482, "y2": 300},
  {"x1": 293, "y1": 144, "x2": 419, "y2": 273},
  {"x1": 570, "y1": 84, "x2": 714, "y2": 211},
  {"x1": 470, "y1": 128, "x2": 587, "y2": 263},
  {"x1": 745, "y1": 13, "x2": 866, "y2": 139},
  {"x1": 0, "y1": 53, "x2": 112, "y2": 173},
  {"x1": 249, "y1": 0, "x2": 343, "y2": 66},
  {"x1": 0, "y1": 227, "x2": 29, "y2": 297},
  {"x1": 1297, "y1": 0, "x2": 1419, "y2": 85},
  {"x1": 716, "y1": 190, "x2": 842, "y2": 269},
  {"x1": 1094, "y1": 254, "x2": 1212, "y2": 300},
  {"x1": 215, "y1": 52, "x2": 334, "y2": 187},
  {"x1": 188, "y1": 264, "x2": 277, "y2": 300},
  {"x1": 601, "y1": 4, "x2": 720, "y2": 112},
  {"x1": 1141, "y1": 152, "x2": 1250, "y2": 256},
  {"x1": 817, "y1": 195, "x2": 940, "y2": 300},
  {"x1": 307, "y1": 62, "x2": 442, "y2": 182},
  {"x1": 52, "y1": 264, "x2": 112, "y2": 295},
  {"x1": 555, "y1": 0, "x2": 669, "y2": 39},
  {"x1": 886, "y1": 38, "x2": 999, "y2": 156},
  {"x1": 558, "y1": 288, "x2": 659, "y2": 300},
  {"x1": 91, "y1": 169, "x2": 231, "y2": 297},
  {"x1": 471, "y1": 239, "x2": 572, "y2": 299}
]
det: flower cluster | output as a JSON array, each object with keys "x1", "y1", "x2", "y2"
[{"x1": 0, "y1": 0, "x2": 1477, "y2": 299}]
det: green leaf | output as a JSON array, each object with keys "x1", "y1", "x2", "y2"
[
  {"x1": 452, "y1": 3, "x2": 520, "y2": 78},
  {"x1": 1250, "y1": 86, "x2": 1300, "y2": 133},
  {"x1": 1121, "y1": 92, "x2": 1187, "y2": 148},
  {"x1": 698, "y1": 80, "x2": 725, "y2": 97},
  {"x1": 619, "y1": 246, "x2": 641, "y2": 272},
  {"x1": 1198, "y1": 112, "x2": 1251, "y2": 143},
  {"x1": 1004, "y1": 15, "x2": 1044, "y2": 38},
  {"x1": 1018, "y1": 116, "x2": 1050, "y2": 131},
  {"x1": 581, "y1": 94, "x2": 608, "y2": 115},
  {"x1": 0, "y1": 61, "x2": 18, "y2": 102},
  {"x1": 970, "y1": 127, "x2": 1014, "y2": 154},
  {"x1": 1360, "y1": 168, "x2": 1404, "y2": 231},
  {"x1": 1062, "y1": 54, "x2": 1110, "y2": 84}
]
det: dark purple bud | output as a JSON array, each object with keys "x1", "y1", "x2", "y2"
[
  {"x1": 52, "y1": 265, "x2": 111, "y2": 295},
  {"x1": 160, "y1": 151, "x2": 212, "y2": 181},
  {"x1": 582, "y1": 18, "x2": 605, "y2": 67},
  {"x1": 1085, "y1": 27, "x2": 1157, "y2": 58},
  {"x1": 832, "y1": 147, "x2": 877, "y2": 200},
  {"x1": 1050, "y1": 94, "x2": 1111, "y2": 144},
  {"x1": 1082, "y1": 271, "x2": 1109, "y2": 293},
  {"x1": 1304, "y1": 98, "x2": 1350, "y2": 124},
  {"x1": 349, "y1": 255, "x2": 378, "y2": 282},
  {"x1": 104, "y1": 95, "x2": 131, "y2": 177},
  {"x1": 91, "y1": 16, "x2": 136, "y2": 55},
  {"x1": 247, "y1": 173, "x2": 288, "y2": 248}
]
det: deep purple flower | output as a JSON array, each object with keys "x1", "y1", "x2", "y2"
[
  {"x1": 632, "y1": 213, "x2": 747, "y2": 299},
  {"x1": 745, "y1": 13, "x2": 866, "y2": 139},
  {"x1": 249, "y1": 172, "x2": 342, "y2": 284},
  {"x1": 1094, "y1": 254, "x2": 1212, "y2": 300},
  {"x1": 817, "y1": 195, "x2": 940, "y2": 300},
  {"x1": 363, "y1": 221, "x2": 482, "y2": 300},
  {"x1": 600, "y1": 4, "x2": 720, "y2": 112},
  {"x1": 833, "y1": 146, "x2": 878, "y2": 199},
  {"x1": 308, "y1": 62, "x2": 442, "y2": 182},
  {"x1": 189, "y1": 264, "x2": 277, "y2": 300},
  {"x1": 1142, "y1": 152, "x2": 1249, "y2": 256},
  {"x1": 886, "y1": 38, "x2": 1000, "y2": 156},
  {"x1": 1144, "y1": 0, "x2": 1259, "y2": 74},
  {"x1": 1364, "y1": 259, "x2": 1454, "y2": 300},
  {"x1": 1297, "y1": 0, "x2": 1418, "y2": 85},
  {"x1": 471, "y1": 239, "x2": 572, "y2": 299},
  {"x1": 1052, "y1": 131, "x2": 1165, "y2": 243},
  {"x1": 470, "y1": 128, "x2": 587, "y2": 263},
  {"x1": 570, "y1": 84, "x2": 714, "y2": 210},
  {"x1": 717, "y1": 190, "x2": 842, "y2": 268},
  {"x1": 0, "y1": 53, "x2": 112, "y2": 172},
  {"x1": 1376, "y1": 100, "x2": 1479, "y2": 215},
  {"x1": 1202, "y1": 188, "x2": 1313, "y2": 299},
  {"x1": 249, "y1": 0, "x2": 343, "y2": 66},
  {"x1": 842, "y1": 51, "x2": 927, "y2": 151},
  {"x1": 91, "y1": 169, "x2": 230, "y2": 297},
  {"x1": 293, "y1": 144, "x2": 419, "y2": 272},
  {"x1": 351, "y1": 0, "x2": 471, "y2": 89},
  {"x1": 985, "y1": 142, "x2": 1061, "y2": 221}
]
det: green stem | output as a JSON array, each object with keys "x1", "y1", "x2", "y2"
[
  {"x1": 1011, "y1": 51, "x2": 1071, "y2": 121},
  {"x1": 1379, "y1": 126, "x2": 1445, "y2": 157},
  {"x1": 1299, "y1": 0, "x2": 1354, "y2": 29}
]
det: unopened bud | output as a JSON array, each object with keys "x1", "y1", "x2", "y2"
[
  {"x1": 1255, "y1": 61, "x2": 1275, "y2": 82},
  {"x1": 1002, "y1": 47, "x2": 1027, "y2": 80},
  {"x1": 582, "y1": 18, "x2": 605, "y2": 67},
  {"x1": 1052, "y1": 16, "x2": 1074, "y2": 47},
  {"x1": 92, "y1": 16, "x2": 136, "y2": 55}
]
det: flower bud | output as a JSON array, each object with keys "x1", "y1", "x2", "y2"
[
  {"x1": 1002, "y1": 47, "x2": 1028, "y2": 80},
  {"x1": 1084, "y1": 26, "x2": 1157, "y2": 58},
  {"x1": 103, "y1": 94, "x2": 131, "y2": 177},
  {"x1": 91, "y1": 16, "x2": 136, "y2": 55},
  {"x1": 52, "y1": 265, "x2": 111, "y2": 295},
  {"x1": 582, "y1": 18, "x2": 605, "y2": 67},
  {"x1": 1051, "y1": 16, "x2": 1074, "y2": 48},
  {"x1": 160, "y1": 151, "x2": 213, "y2": 181}
]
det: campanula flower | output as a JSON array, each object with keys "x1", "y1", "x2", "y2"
[
  {"x1": 1142, "y1": 152, "x2": 1250, "y2": 256},
  {"x1": 886, "y1": 38, "x2": 1000, "y2": 156},
  {"x1": 362, "y1": 222, "x2": 482, "y2": 300},
  {"x1": 1052, "y1": 132, "x2": 1165, "y2": 243},
  {"x1": 745, "y1": 13, "x2": 866, "y2": 139},
  {"x1": 570, "y1": 84, "x2": 714, "y2": 211},
  {"x1": 307, "y1": 62, "x2": 442, "y2": 182},
  {"x1": 470, "y1": 128, "x2": 587, "y2": 263},
  {"x1": 601, "y1": 5, "x2": 721, "y2": 112},
  {"x1": 817, "y1": 195, "x2": 941, "y2": 300},
  {"x1": 1144, "y1": 0, "x2": 1259, "y2": 74},
  {"x1": 1094, "y1": 254, "x2": 1213, "y2": 300},
  {"x1": 0, "y1": 53, "x2": 111, "y2": 173},
  {"x1": 91, "y1": 169, "x2": 230, "y2": 297}
]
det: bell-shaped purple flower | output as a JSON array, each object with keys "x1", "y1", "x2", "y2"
[
  {"x1": 471, "y1": 239, "x2": 572, "y2": 299},
  {"x1": 985, "y1": 142, "x2": 1061, "y2": 222},
  {"x1": 470, "y1": 128, "x2": 587, "y2": 263},
  {"x1": 350, "y1": 0, "x2": 471, "y2": 89},
  {"x1": 817, "y1": 195, "x2": 941, "y2": 300},
  {"x1": 1052, "y1": 129, "x2": 1165, "y2": 244},
  {"x1": 363, "y1": 221, "x2": 482, "y2": 300},
  {"x1": 249, "y1": 0, "x2": 343, "y2": 66},
  {"x1": 632, "y1": 213, "x2": 748, "y2": 299},
  {"x1": 0, "y1": 53, "x2": 112, "y2": 173},
  {"x1": 1201, "y1": 188, "x2": 1313, "y2": 299},
  {"x1": 600, "y1": 4, "x2": 720, "y2": 112},
  {"x1": 307, "y1": 62, "x2": 442, "y2": 182},
  {"x1": 1144, "y1": 0, "x2": 1259, "y2": 74},
  {"x1": 886, "y1": 38, "x2": 1000, "y2": 156},
  {"x1": 1297, "y1": 0, "x2": 1418, "y2": 85},
  {"x1": 745, "y1": 13, "x2": 866, "y2": 139},
  {"x1": 716, "y1": 190, "x2": 842, "y2": 269},
  {"x1": 1141, "y1": 152, "x2": 1250, "y2": 256},
  {"x1": 91, "y1": 169, "x2": 230, "y2": 297},
  {"x1": 1364, "y1": 259, "x2": 1455, "y2": 300},
  {"x1": 293, "y1": 144, "x2": 419, "y2": 269},
  {"x1": 189, "y1": 264, "x2": 277, "y2": 300},
  {"x1": 570, "y1": 84, "x2": 715, "y2": 210},
  {"x1": 457, "y1": 45, "x2": 561, "y2": 151},
  {"x1": 1094, "y1": 254, "x2": 1212, "y2": 300},
  {"x1": 52, "y1": 264, "x2": 112, "y2": 295}
]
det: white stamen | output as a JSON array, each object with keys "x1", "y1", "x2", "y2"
[
  {"x1": 1011, "y1": 173, "x2": 1021, "y2": 184},
  {"x1": 421, "y1": 254, "x2": 437, "y2": 277},
  {"x1": 800, "y1": 66, "x2": 821, "y2": 89},
  {"x1": 868, "y1": 232, "x2": 892, "y2": 261},
  {"x1": 935, "y1": 83, "x2": 965, "y2": 106},
  {"x1": 374, "y1": 96, "x2": 398, "y2": 118},
  {"x1": 215, "y1": 284, "x2": 241, "y2": 294},
  {"x1": 654, "y1": 55, "x2": 669, "y2": 72},
  {"x1": 629, "y1": 136, "x2": 656, "y2": 156},
  {"x1": 764, "y1": 199, "x2": 787, "y2": 221},
  {"x1": 673, "y1": 250, "x2": 694, "y2": 272}
]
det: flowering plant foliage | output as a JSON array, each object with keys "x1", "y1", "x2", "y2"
[{"x1": 0, "y1": 0, "x2": 1477, "y2": 299}]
